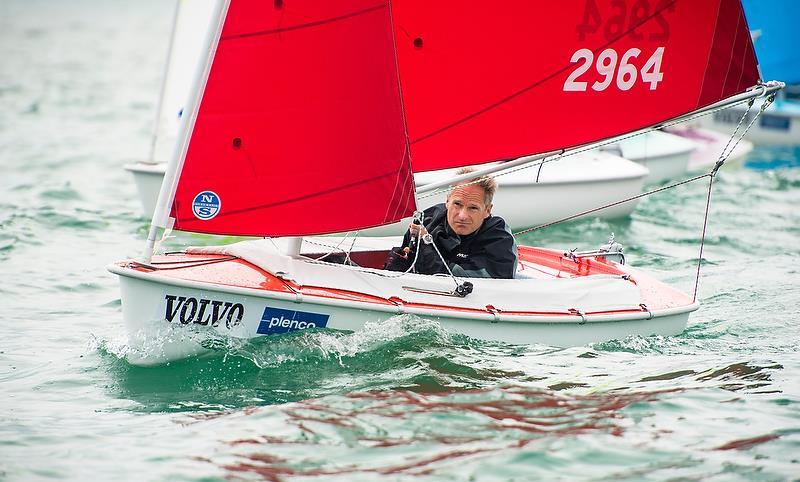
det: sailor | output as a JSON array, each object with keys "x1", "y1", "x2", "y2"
[{"x1": 384, "y1": 168, "x2": 517, "y2": 279}]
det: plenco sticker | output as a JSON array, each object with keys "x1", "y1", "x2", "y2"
[{"x1": 192, "y1": 191, "x2": 221, "y2": 220}]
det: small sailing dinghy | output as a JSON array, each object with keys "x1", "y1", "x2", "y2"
[
  {"x1": 125, "y1": 0, "x2": 218, "y2": 217},
  {"x1": 700, "y1": 0, "x2": 800, "y2": 145},
  {"x1": 110, "y1": 0, "x2": 780, "y2": 365}
]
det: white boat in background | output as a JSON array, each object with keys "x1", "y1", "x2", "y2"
[
  {"x1": 699, "y1": 0, "x2": 800, "y2": 145},
  {"x1": 369, "y1": 151, "x2": 647, "y2": 236},
  {"x1": 125, "y1": 0, "x2": 217, "y2": 213},
  {"x1": 699, "y1": 93, "x2": 800, "y2": 145},
  {"x1": 602, "y1": 130, "x2": 697, "y2": 183},
  {"x1": 127, "y1": 150, "x2": 648, "y2": 227},
  {"x1": 109, "y1": 1, "x2": 779, "y2": 366},
  {"x1": 666, "y1": 125, "x2": 754, "y2": 171},
  {"x1": 127, "y1": 162, "x2": 164, "y2": 217}
]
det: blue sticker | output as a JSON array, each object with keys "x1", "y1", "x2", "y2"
[
  {"x1": 257, "y1": 306, "x2": 330, "y2": 335},
  {"x1": 192, "y1": 191, "x2": 221, "y2": 220}
]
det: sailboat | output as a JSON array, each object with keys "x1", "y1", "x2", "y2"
[
  {"x1": 125, "y1": 0, "x2": 219, "y2": 217},
  {"x1": 700, "y1": 0, "x2": 800, "y2": 144},
  {"x1": 601, "y1": 130, "x2": 697, "y2": 183},
  {"x1": 666, "y1": 125, "x2": 754, "y2": 171},
  {"x1": 109, "y1": 0, "x2": 781, "y2": 366}
]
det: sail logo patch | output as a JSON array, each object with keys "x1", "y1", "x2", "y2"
[
  {"x1": 164, "y1": 294, "x2": 244, "y2": 328},
  {"x1": 257, "y1": 306, "x2": 329, "y2": 335},
  {"x1": 192, "y1": 191, "x2": 221, "y2": 220}
]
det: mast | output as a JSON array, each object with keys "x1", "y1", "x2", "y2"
[
  {"x1": 141, "y1": 0, "x2": 229, "y2": 263},
  {"x1": 144, "y1": 0, "x2": 181, "y2": 165}
]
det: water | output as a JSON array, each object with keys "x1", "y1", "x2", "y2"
[{"x1": 2, "y1": 1, "x2": 799, "y2": 480}]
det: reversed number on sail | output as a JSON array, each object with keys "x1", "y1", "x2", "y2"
[
  {"x1": 576, "y1": 0, "x2": 674, "y2": 42},
  {"x1": 563, "y1": 47, "x2": 664, "y2": 92}
]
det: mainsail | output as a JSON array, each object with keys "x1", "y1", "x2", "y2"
[
  {"x1": 394, "y1": 0, "x2": 759, "y2": 171},
  {"x1": 163, "y1": 0, "x2": 760, "y2": 238}
]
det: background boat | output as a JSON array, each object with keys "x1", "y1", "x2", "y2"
[
  {"x1": 601, "y1": 130, "x2": 697, "y2": 183},
  {"x1": 127, "y1": 150, "x2": 649, "y2": 228},
  {"x1": 700, "y1": 0, "x2": 800, "y2": 144}
]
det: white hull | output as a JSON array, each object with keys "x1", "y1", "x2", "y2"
[
  {"x1": 124, "y1": 162, "x2": 164, "y2": 218},
  {"x1": 109, "y1": 238, "x2": 698, "y2": 366},
  {"x1": 114, "y1": 269, "x2": 691, "y2": 366},
  {"x1": 125, "y1": 151, "x2": 649, "y2": 227},
  {"x1": 666, "y1": 126, "x2": 753, "y2": 171},
  {"x1": 699, "y1": 98, "x2": 800, "y2": 145},
  {"x1": 606, "y1": 130, "x2": 697, "y2": 183}
]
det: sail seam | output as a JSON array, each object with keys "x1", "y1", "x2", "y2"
[
  {"x1": 175, "y1": 171, "x2": 401, "y2": 224},
  {"x1": 221, "y1": 3, "x2": 387, "y2": 41},
  {"x1": 696, "y1": 1, "x2": 722, "y2": 108},
  {"x1": 410, "y1": 0, "x2": 677, "y2": 147},
  {"x1": 720, "y1": 3, "x2": 742, "y2": 100},
  {"x1": 734, "y1": 8, "x2": 750, "y2": 90},
  {"x1": 384, "y1": 0, "x2": 416, "y2": 224}
]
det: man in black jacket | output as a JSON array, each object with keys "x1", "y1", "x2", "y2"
[{"x1": 385, "y1": 169, "x2": 517, "y2": 279}]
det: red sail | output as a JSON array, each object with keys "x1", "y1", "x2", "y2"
[
  {"x1": 171, "y1": 1, "x2": 416, "y2": 236},
  {"x1": 169, "y1": 0, "x2": 759, "y2": 236},
  {"x1": 391, "y1": 0, "x2": 760, "y2": 171}
]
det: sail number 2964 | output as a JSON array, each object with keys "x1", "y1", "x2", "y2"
[{"x1": 563, "y1": 46, "x2": 664, "y2": 92}]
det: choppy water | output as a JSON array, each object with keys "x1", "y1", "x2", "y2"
[{"x1": 2, "y1": 1, "x2": 799, "y2": 480}]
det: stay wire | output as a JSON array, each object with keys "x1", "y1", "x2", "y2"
[
  {"x1": 416, "y1": 88, "x2": 771, "y2": 204},
  {"x1": 511, "y1": 173, "x2": 712, "y2": 237},
  {"x1": 692, "y1": 94, "x2": 773, "y2": 301}
]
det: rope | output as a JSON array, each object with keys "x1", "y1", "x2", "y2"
[
  {"x1": 512, "y1": 173, "x2": 711, "y2": 237},
  {"x1": 691, "y1": 94, "x2": 773, "y2": 301},
  {"x1": 509, "y1": 94, "x2": 774, "y2": 303},
  {"x1": 424, "y1": 233, "x2": 465, "y2": 291},
  {"x1": 415, "y1": 90, "x2": 768, "y2": 203},
  {"x1": 693, "y1": 174, "x2": 714, "y2": 302}
]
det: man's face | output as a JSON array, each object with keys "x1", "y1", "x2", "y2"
[{"x1": 445, "y1": 183, "x2": 492, "y2": 236}]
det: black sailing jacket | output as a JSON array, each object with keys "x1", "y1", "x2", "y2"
[{"x1": 389, "y1": 203, "x2": 518, "y2": 279}]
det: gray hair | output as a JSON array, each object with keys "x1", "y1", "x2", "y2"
[{"x1": 453, "y1": 167, "x2": 497, "y2": 205}]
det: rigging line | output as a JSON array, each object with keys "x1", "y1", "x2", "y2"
[
  {"x1": 129, "y1": 256, "x2": 238, "y2": 271},
  {"x1": 221, "y1": 3, "x2": 387, "y2": 41},
  {"x1": 715, "y1": 98, "x2": 754, "y2": 167},
  {"x1": 307, "y1": 232, "x2": 355, "y2": 262},
  {"x1": 146, "y1": 0, "x2": 181, "y2": 164},
  {"x1": 415, "y1": 92, "x2": 763, "y2": 203},
  {"x1": 386, "y1": 0, "x2": 416, "y2": 224},
  {"x1": 512, "y1": 173, "x2": 711, "y2": 237},
  {"x1": 713, "y1": 95, "x2": 774, "y2": 175},
  {"x1": 693, "y1": 174, "x2": 714, "y2": 303},
  {"x1": 692, "y1": 94, "x2": 771, "y2": 301},
  {"x1": 410, "y1": 0, "x2": 677, "y2": 145}
]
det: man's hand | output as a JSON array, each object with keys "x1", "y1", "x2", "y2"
[{"x1": 409, "y1": 222, "x2": 428, "y2": 239}]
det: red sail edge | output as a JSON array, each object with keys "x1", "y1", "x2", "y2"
[
  {"x1": 393, "y1": 0, "x2": 761, "y2": 172},
  {"x1": 171, "y1": 1, "x2": 416, "y2": 237}
]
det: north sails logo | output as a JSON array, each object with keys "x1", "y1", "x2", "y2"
[
  {"x1": 456, "y1": 253, "x2": 468, "y2": 258},
  {"x1": 192, "y1": 191, "x2": 221, "y2": 220},
  {"x1": 164, "y1": 294, "x2": 244, "y2": 328}
]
